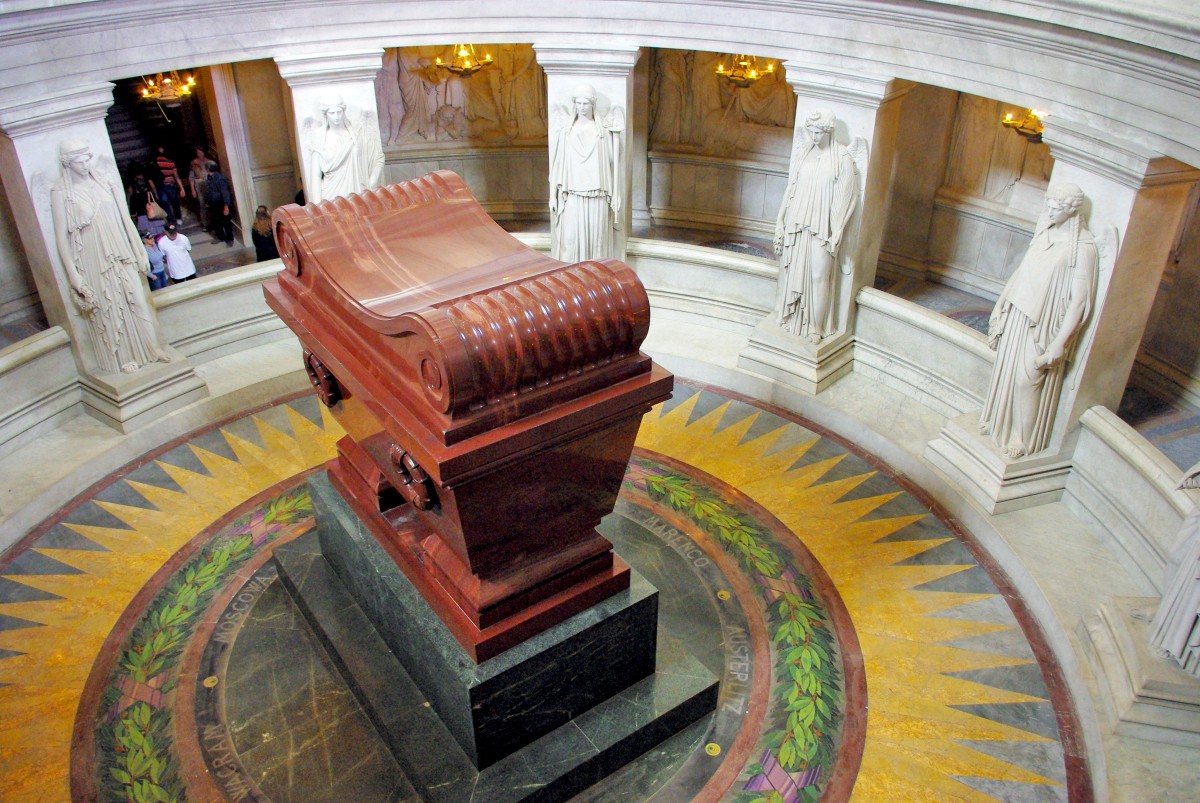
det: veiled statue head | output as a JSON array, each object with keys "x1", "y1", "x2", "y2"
[
  {"x1": 58, "y1": 139, "x2": 93, "y2": 175},
  {"x1": 803, "y1": 109, "x2": 836, "y2": 145},
  {"x1": 571, "y1": 84, "x2": 597, "y2": 120},
  {"x1": 318, "y1": 93, "x2": 347, "y2": 128},
  {"x1": 1044, "y1": 183, "x2": 1085, "y2": 225}
]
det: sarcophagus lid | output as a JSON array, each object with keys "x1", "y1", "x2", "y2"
[
  {"x1": 267, "y1": 171, "x2": 662, "y2": 477},
  {"x1": 264, "y1": 172, "x2": 672, "y2": 660}
]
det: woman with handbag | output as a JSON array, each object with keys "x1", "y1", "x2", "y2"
[{"x1": 127, "y1": 166, "x2": 165, "y2": 236}]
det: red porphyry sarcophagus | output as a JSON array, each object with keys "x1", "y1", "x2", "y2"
[{"x1": 263, "y1": 171, "x2": 673, "y2": 661}]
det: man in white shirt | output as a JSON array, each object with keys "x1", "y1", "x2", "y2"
[{"x1": 159, "y1": 221, "x2": 197, "y2": 283}]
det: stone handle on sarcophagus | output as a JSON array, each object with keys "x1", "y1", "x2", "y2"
[{"x1": 387, "y1": 443, "x2": 435, "y2": 511}]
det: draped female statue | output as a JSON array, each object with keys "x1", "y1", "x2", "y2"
[
  {"x1": 773, "y1": 109, "x2": 861, "y2": 344},
  {"x1": 548, "y1": 84, "x2": 624, "y2": 263},
  {"x1": 303, "y1": 94, "x2": 385, "y2": 203},
  {"x1": 1151, "y1": 463, "x2": 1200, "y2": 678},
  {"x1": 50, "y1": 139, "x2": 169, "y2": 374},
  {"x1": 979, "y1": 183, "x2": 1098, "y2": 458}
]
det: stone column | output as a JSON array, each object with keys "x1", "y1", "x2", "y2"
[
  {"x1": 0, "y1": 85, "x2": 206, "y2": 432},
  {"x1": 629, "y1": 50, "x2": 652, "y2": 230},
  {"x1": 739, "y1": 65, "x2": 912, "y2": 393},
  {"x1": 200, "y1": 64, "x2": 257, "y2": 245},
  {"x1": 533, "y1": 44, "x2": 640, "y2": 262},
  {"x1": 275, "y1": 49, "x2": 385, "y2": 203},
  {"x1": 927, "y1": 119, "x2": 1200, "y2": 513}
]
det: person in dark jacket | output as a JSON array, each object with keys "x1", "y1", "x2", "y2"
[{"x1": 203, "y1": 161, "x2": 234, "y2": 245}]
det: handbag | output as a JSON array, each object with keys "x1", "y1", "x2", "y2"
[{"x1": 146, "y1": 192, "x2": 167, "y2": 221}]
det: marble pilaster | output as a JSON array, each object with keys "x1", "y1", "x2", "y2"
[
  {"x1": 629, "y1": 51, "x2": 652, "y2": 229},
  {"x1": 738, "y1": 65, "x2": 912, "y2": 394},
  {"x1": 927, "y1": 119, "x2": 1200, "y2": 513},
  {"x1": 533, "y1": 44, "x2": 640, "y2": 262},
  {"x1": 275, "y1": 50, "x2": 385, "y2": 203},
  {"x1": 0, "y1": 85, "x2": 207, "y2": 433},
  {"x1": 201, "y1": 64, "x2": 258, "y2": 245}
]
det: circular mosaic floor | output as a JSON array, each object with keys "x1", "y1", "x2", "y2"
[{"x1": 0, "y1": 382, "x2": 1090, "y2": 801}]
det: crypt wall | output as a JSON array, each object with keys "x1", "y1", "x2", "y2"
[{"x1": 0, "y1": 5, "x2": 1199, "y2": 793}]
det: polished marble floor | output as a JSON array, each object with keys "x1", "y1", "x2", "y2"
[{"x1": 0, "y1": 382, "x2": 1091, "y2": 801}]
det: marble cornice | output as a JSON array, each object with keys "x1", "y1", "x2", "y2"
[
  {"x1": 531, "y1": 45, "x2": 640, "y2": 77},
  {"x1": 275, "y1": 50, "x2": 385, "y2": 86},
  {"x1": 0, "y1": 1, "x2": 1196, "y2": 164},
  {"x1": 782, "y1": 63, "x2": 913, "y2": 109},
  {"x1": 1043, "y1": 119, "x2": 1160, "y2": 190},
  {"x1": 0, "y1": 83, "x2": 113, "y2": 138}
]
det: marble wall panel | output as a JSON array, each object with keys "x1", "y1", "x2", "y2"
[
  {"x1": 854, "y1": 287, "x2": 993, "y2": 416},
  {"x1": 1065, "y1": 407, "x2": 1193, "y2": 591},
  {"x1": 383, "y1": 148, "x2": 548, "y2": 220},
  {"x1": 692, "y1": 163, "x2": 722, "y2": 213},
  {"x1": 0, "y1": 178, "x2": 37, "y2": 323},
  {"x1": 667, "y1": 160, "x2": 697, "y2": 210},
  {"x1": 926, "y1": 201, "x2": 1034, "y2": 298},
  {"x1": 627, "y1": 240, "x2": 774, "y2": 330},
  {"x1": 0, "y1": 328, "x2": 81, "y2": 459},
  {"x1": 1140, "y1": 187, "x2": 1200, "y2": 392},
  {"x1": 881, "y1": 83, "x2": 958, "y2": 262},
  {"x1": 974, "y1": 218, "x2": 1017, "y2": 289},
  {"x1": 233, "y1": 60, "x2": 294, "y2": 193},
  {"x1": 740, "y1": 169, "x2": 768, "y2": 221},
  {"x1": 651, "y1": 154, "x2": 786, "y2": 235},
  {"x1": 154, "y1": 263, "x2": 289, "y2": 363},
  {"x1": 251, "y1": 165, "x2": 299, "y2": 212}
]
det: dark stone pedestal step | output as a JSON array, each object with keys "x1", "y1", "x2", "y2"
[{"x1": 274, "y1": 532, "x2": 719, "y2": 802}]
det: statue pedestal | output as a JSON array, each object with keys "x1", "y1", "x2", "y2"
[
  {"x1": 78, "y1": 348, "x2": 207, "y2": 433},
  {"x1": 1079, "y1": 597, "x2": 1200, "y2": 747},
  {"x1": 737, "y1": 319, "x2": 854, "y2": 395},
  {"x1": 925, "y1": 412, "x2": 1073, "y2": 514},
  {"x1": 275, "y1": 473, "x2": 717, "y2": 794}
]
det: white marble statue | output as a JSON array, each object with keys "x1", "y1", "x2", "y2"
[
  {"x1": 50, "y1": 139, "x2": 169, "y2": 374},
  {"x1": 302, "y1": 93, "x2": 385, "y2": 203},
  {"x1": 548, "y1": 84, "x2": 625, "y2": 262},
  {"x1": 1151, "y1": 462, "x2": 1200, "y2": 677},
  {"x1": 979, "y1": 183, "x2": 1098, "y2": 458},
  {"x1": 773, "y1": 109, "x2": 865, "y2": 343}
]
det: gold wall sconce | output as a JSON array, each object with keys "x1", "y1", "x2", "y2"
[
  {"x1": 1002, "y1": 109, "x2": 1046, "y2": 143},
  {"x1": 435, "y1": 44, "x2": 494, "y2": 77},
  {"x1": 716, "y1": 54, "x2": 774, "y2": 88}
]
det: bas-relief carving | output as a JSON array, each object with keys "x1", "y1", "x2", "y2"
[
  {"x1": 978, "y1": 184, "x2": 1100, "y2": 458},
  {"x1": 1151, "y1": 462, "x2": 1200, "y2": 678},
  {"x1": 649, "y1": 49, "x2": 795, "y2": 157},
  {"x1": 302, "y1": 94, "x2": 385, "y2": 203},
  {"x1": 48, "y1": 139, "x2": 169, "y2": 374},
  {"x1": 772, "y1": 109, "x2": 867, "y2": 344},
  {"x1": 548, "y1": 85, "x2": 624, "y2": 263},
  {"x1": 377, "y1": 45, "x2": 547, "y2": 147},
  {"x1": 942, "y1": 93, "x2": 1051, "y2": 206}
]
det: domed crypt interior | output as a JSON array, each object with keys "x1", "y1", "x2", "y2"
[{"x1": 0, "y1": 2, "x2": 1199, "y2": 801}]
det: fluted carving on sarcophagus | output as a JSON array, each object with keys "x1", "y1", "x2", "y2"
[{"x1": 263, "y1": 171, "x2": 672, "y2": 661}]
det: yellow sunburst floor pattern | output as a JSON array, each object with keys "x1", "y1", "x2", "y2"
[{"x1": 0, "y1": 383, "x2": 1086, "y2": 801}]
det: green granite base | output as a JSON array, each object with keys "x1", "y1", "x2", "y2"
[{"x1": 275, "y1": 473, "x2": 718, "y2": 798}]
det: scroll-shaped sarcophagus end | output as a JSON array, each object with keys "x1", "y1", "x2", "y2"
[{"x1": 263, "y1": 171, "x2": 673, "y2": 660}]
